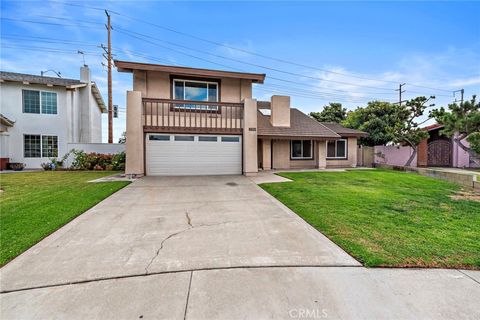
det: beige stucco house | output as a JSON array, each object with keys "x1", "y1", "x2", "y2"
[{"x1": 115, "y1": 60, "x2": 366, "y2": 176}]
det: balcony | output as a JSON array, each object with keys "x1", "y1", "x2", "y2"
[{"x1": 142, "y1": 98, "x2": 244, "y2": 134}]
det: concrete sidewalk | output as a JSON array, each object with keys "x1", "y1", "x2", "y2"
[{"x1": 1, "y1": 267, "x2": 479, "y2": 319}]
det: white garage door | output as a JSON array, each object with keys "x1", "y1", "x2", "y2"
[{"x1": 146, "y1": 133, "x2": 242, "y2": 176}]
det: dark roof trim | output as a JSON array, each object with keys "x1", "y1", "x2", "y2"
[{"x1": 114, "y1": 60, "x2": 266, "y2": 83}]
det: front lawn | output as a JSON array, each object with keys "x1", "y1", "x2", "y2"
[
  {"x1": 260, "y1": 170, "x2": 480, "y2": 269},
  {"x1": 0, "y1": 171, "x2": 130, "y2": 266}
]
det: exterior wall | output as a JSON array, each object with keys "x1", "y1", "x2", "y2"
[
  {"x1": 0, "y1": 82, "x2": 70, "y2": 168},
  {"x1": 67, "y1": 143, "x2": 124, "y2": 154},
  {"x1": 243, "y1": 98, "x2": 257, "y2": 175},
  {"x1": 134, "y1": 71, "x2": 253, "y2": 102},
  {"x1": 377, "y1": 133, "x2": 475, "y2": 168},
  {"x1": 259, "y1": 138, "x2": 271, "y2": 170},
  {"x1": 374, "y1": 145, "x2": 417, "y2": 167},
  {"x1": 326, "y1": 137, "x2": 358, "y2": 168},
  {"x1": 89, "y1": 93, "x2": 102, "y2": 143},
  {"x1": 270, "y1": 95, "x2": 290, "y2": 127},
  {"x1": 272, "y1": 139, "x2": 290, "y2": 169},
  {"x1": 452, "y1": 133, "x2": 474, "y2": 168},
  {"x1": 125, "y1": 91, "x2": 144, "y2": 175}
]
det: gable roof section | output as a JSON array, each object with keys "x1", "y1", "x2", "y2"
[
  {"x1": 320, "y1": 122, "x2": 368, "y2": 137},
  {"x1": 1, "y1": 71, "x2": 106, "y2": 113},
  {"x1": 258, "y1": 108, "x2": 340, "y2": 140},
  {"x1": 114, "y1": 60, "x2": 266, "y2": 83}
]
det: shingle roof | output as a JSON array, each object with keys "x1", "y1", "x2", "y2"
[
  {"x1": 257, "y1": 108, "x2": 340, "y2": 139},
  {"x1": 0, "y1": 114, "x2": 15, "y2": 127},
  {"x1": 0, "y1": 71, "x2": 82, "y2": 87},
  {"x1": 320, "y1": 122, "x2": 368, "y2": 137}
]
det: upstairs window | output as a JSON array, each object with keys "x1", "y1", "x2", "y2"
[
  {"x1": 23, "y1": 90, "x2": 40, "y2": 113},
  {"x1": 327, "y1": 139, "x2": 347, "y2": 159},
  {"x1": 173, "y1": 79, "x2": 218, "y2": 111},
  {"x1": 41, "y1": 92, "x2": 57, "y2": 114},
  {"x1": 291, "y1": 140, "x2": 313, "y2": 159},
  {"x1": 22, "y1": 90, "x2": 57, "y2": 114}
]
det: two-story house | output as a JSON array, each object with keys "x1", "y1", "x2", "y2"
[
  {"x1": 0, "y1": 66, "x2": 106, "y2": 169},
  {"x1": 115, "y1": 60, "x2": 366, "y2": 176}
]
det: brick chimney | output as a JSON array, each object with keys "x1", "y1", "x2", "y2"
[{"x1": 270, "y1": 95, "x2": 290, "y2": 127}]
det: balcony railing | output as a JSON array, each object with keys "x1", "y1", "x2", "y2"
[{"x1": 142, "y1": 98, "x2": 244, "y2": 133}]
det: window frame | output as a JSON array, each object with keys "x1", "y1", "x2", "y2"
[
  {"x1": 172, "y1": 78, "x2": 220, "y2": 112},
  {"x1": 23, "y1": 134, "x2": 59, "y2": 158},
  {"x1": 22, "y1": 89, "x2": 58, "y2": 115},
  {"x1": 41, "y1": 135, "x2": 58, "y2": 158},
  {"x1": 326, "y1": 139, "x2": 348, "y2": 160},
  {"x1": 290, "y1": 140, "x2": 314, "y2": 160}
]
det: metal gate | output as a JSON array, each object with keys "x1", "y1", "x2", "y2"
[{"x1": 427, "y1": 139, "x2": 452, "y2": 167}]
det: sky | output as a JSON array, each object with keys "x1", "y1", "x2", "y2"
[{"x1": 1, "y1": 0, "x2": 479, "y2": 142}]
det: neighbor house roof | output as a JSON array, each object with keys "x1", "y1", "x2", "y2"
[
  {"x1": 114, "y1": 60, "x2": 266, "y2": 83},
  {"x1": 0, "y1": 71, "x2": 82, "y2": 87},
  {"x1": 0, "y1": 114, "x2": 15, "y2": 127},
  {"x1": 422, "y1": 123, "x2": 444, "y2": 132},
  {"x1": 320, "y1": 122, "x2": 368, "y2": 137},
  {"x1": 257, "y1": 107, "x2": 340, "y2": 140},
  {"x1": 0, "y1": 71, "x2": 106, "y2": 113}
]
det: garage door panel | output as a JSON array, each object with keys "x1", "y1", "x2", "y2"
[{"x1": 146, "y1": 134, "x2": 242, "y2": 176}]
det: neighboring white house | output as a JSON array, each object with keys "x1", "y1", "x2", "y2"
[{"x1": 0, "y1": 66, "x2": 107, "y2": 168}]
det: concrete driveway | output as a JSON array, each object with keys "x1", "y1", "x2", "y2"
[{"x1": 1, "y1": 175, "x2": 479, "y2": 319}]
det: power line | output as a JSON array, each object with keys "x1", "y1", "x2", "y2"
[
  {"x1": 40, "y1": 2, "x2": 463, "y2": 93},
  {"x1": 114, "y1": 27, "x2": 396, "y2": 91}
]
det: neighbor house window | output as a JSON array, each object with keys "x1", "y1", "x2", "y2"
[
  {"x1": 23, "y1": 90, "x2": 40, "y2": 113},
  {"x1": 22, "y1": 90, "x2": 57, "y2": 114},
  {"x1": 24, "y1": 135, "x2": 41, "y2": 157},
  {"x1": 24, "y1": 135, "x2": 58, "y2": 158},
  {"x1": 173, "y1": 79, "x2": 218, "y2": 111},
  {"x1": 327, "y1": 139, "x2": 347, "y2": 159},
  {"x1": 41, "y1": 92, "x2": 57, "y2": 114},
  {"x1": 41, "y1": 135, "x2": 58, "y2": 157},
  {"x1": 291, "y1": 140, "x2": 313, "y2": 159}
]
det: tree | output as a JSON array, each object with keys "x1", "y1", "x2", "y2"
[
  {"x1": 391, "y1": 96, "x2": 432, "y2": 166},
  {"x1": 343, "y1": 101, "x2": 404, "y2": 146},
  {"x1": 118, "y1": 131, "x2": 126, "y2": 144},
  {"x1": 431, "y1": 95, "x2": 480, "y2": 163},
  {"x1": 310, "y1": 103, "x2": 346, "y2": 123}
]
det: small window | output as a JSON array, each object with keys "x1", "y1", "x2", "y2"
[
  {"x1": 23, "y1": 90, "x2": 40, "y2": 114},
  {"x1": 221, "y1": 136, "x2": 240, "y2": 142},
  {"x1": 326, "y1": 139, "x2": 348, "y2": 159},
  {"x1": 42, "y1": 135, "x2": 58, "y2": 157},
  {"x1": 149, "y1": 135, "x2": 170, "y2": 141},
  {"x1": 41, "y1": 92, "x2": 57, "y2": 114},
  {"x1": 199, "y1": 136, "x2": 217, "y2": 142},
  {"x1": 291, "y1": 140, "x2": 313, "y2": 159},
  {"x1": 174, "y1": 135, "x2": 195, "y2": 141},
  {"x1": 24, "y1": 134, "x2": 41, "y2": 157}
]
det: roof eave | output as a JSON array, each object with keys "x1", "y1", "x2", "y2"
[
  {"x1": 91, "y1": 83, "x2": 107, "y2": 113},
  {"x1": 114, "y1": 60, "x2": 266, "y2": 83}
]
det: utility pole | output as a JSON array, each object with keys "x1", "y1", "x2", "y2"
[
  {"x1": 453, "y1": 88, "x2": 465, "y2": 105},
  {"x1": 106, "y1": 10, "x2": 113, "y2": 144},
  {"x1": 396, "y1": 83, "x2": 406, "y2": 106}
]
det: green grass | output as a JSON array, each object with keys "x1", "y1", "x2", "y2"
[
  {"x1": 260, "y1": 170, "x2": 480, "y2": 269},
  {"x1": 0, "y1": 171, "x2": 130, "y2": 266}
]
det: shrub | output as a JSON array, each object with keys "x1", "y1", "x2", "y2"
[{"x1": 70, "y1": 150, "x2": 125, "y2": 171}]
